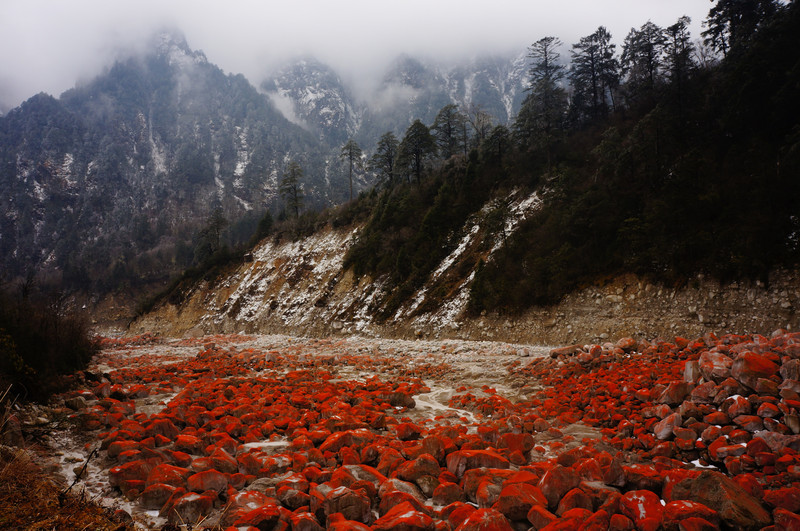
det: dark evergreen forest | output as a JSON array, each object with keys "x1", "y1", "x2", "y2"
[{"x1": 342, "y1": 0, "x2": 800, "y2": 315}]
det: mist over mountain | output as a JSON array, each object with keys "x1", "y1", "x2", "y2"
[
  {"x1": 0, "y1": 32, "x2": 329, "y2": 295},
  {"x1": 0, "y1": 30, "x2": 536, "y2": 300},
  {"x1": 262, "y1": 52, "x2": 529, "y2": 152}
]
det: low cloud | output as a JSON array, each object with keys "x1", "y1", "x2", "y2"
[{"x1": 0, "y1": 0, "x2": 710, "y2": 111}]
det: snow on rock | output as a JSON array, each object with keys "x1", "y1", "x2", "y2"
[{"x1": 136, "y1": 188, "x2": 544, "y2": 338}]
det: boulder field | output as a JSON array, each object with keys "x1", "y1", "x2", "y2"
[{"x1": 53, "y1": 330, "x2": 800, "y2": 529}]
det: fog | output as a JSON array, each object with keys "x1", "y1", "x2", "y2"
[{"x1": 0, "y1": 0, "x2": 710, "y2": 112}]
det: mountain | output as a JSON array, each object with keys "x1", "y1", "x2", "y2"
[
  {"x1": 262, "y1": 53, "x2": 530, "y2": 151},
  {"x1": 0, "y1": 32, "x2": 534, "y2": 302},
  {"x1": 261, "y1": 57, "x2": 362, "y2": 147},
  {"x1": 0, "y1": 32, "x2": 329, "y2": 295}
]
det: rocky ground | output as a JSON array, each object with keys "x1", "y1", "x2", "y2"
[{"x1": 7, "y1": 330, "x2": 800, "y2": 530}]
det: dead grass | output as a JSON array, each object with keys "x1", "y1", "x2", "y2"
[
  {"x1": 0, "y1": 383, "x2": 133, "y2": 531},
  {"x1": 0, "y1": 444, "x2": 134, "y2": 531}
]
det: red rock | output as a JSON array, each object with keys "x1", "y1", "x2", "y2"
[
  {"x1": 445, "y1": 502, "x2": 477, "y2": 529},
  {"x1": 323, "y1": 486, "x2": 372, "y2": 524},
  {"x1": 165, "y1": 492, "x2": 216, "y2": 525},
  {"x1": 475, "y1": 480, "x2": 503, "y2": 509},
  {"x1": 491, "y1": 482, "x2": 547, "y2": 521},
  {"x1": 666, "y1": 470, "x2": 771, "y2": 529},
  {"x1": 233, "y1": 503, "x2": 289, "y2": 529},
  {"x1": 616, "y1": 337, "x2": 638, "y2": 352},
  {"x1": 319, "y1": 429, "x2": 375, "y2": 453},
  {"x1": 555, "y1": 487, "x2": 592, "y2": 516},
  {"x1": 544, "y1": 507, "x2": 593, "y2": 529},
  {"x1": 714, "y1": 443, "x2": 748, "y2": 460},
  {"x1": 396, "y1": 454, "x2": 442, "y2": 483},
  {"x1": 372, "y1": 501, "x2": 435, "y2": 531},
  {"x1": 109, "y1": 459, "x2": 155, "y2": 488},
  {"x1": 657, "y1": 382, "x2": 694, "y2": 406},
  {"x1": 433, "y1": 481, "x2": 464, "y2": 505},
  {"x1": 174, "y1": 434, "x2": 205, "y2": 454},
  {"x1": 774, "y1": 507, "x2": 800, "y2": 531},
  {"x1": 733, "y1": 474, "x2": 764, "y2": 500},
  {"x1": 675, "y1": 517, "x2": 719, "y2": 531},
  {"x1": 550, "y1": 344, "x2": 584, "y2": 357},
  {"x1": 497, "y1": 433, "x2": 534, "y2": 455},
  {"x1": 425, "y1": 435, "x2": 451, "y2": 462},
  {"x1": 723, "y1": 395, "x2": 752, "y2": 417},
  {"x1": 277, "y1": 486, "x2": 311, "y2": 510},
  {"x1": 662, "y1": 500, "x2": 721, "y2": 529},
  {"x1": 575, "y1": 458, "x2": 604, "y2": 482},
  {"x1": 446, "y1": 450, "x2": 510, "y2": 479},
  {"x1": 603, "y1": 457, "x2": 626, "y2": 488},
  {"x1": 140, "y1": 483, "x2": 179, "y2": 510},
  {"x1": 619, "y1": 490, "x2": 663, "y2": 525},
  {"x1": 579, "y1": 509, "x2": 611, "y2": 530},
  {"x1": 699, "y1": 350, "x2": 734, "y2": 382},
  {"x1": 209, "y1": 447, "x2": 238, "y2": 474},
  {"x1": 608, "y1": 513, "x2": 636, "y2": 530},
  {"x1": 107, "y1": 440, "x2": 140, "y2": 460},
  {"x1": 289, "y1": 511, "x2": 324, "y2": 531},
  {"x1": 653, "y1": 413, "x2": 683, "y2": 440},
  {"x1": 454, "y1": 507, "x2": 513, "y2": 530},
  {"x1": 379, "y1": 478, "x2": 425, "y2": 502},
  {"x1": 622, "y1": 464, "x2": 662, "y2": 492},
  {"x1": 169, "y1": 450, "x2": 193, "y2": 468},
  {"x1": 764, "y1": 487, "x2": 800, "y2": 512},
  {"x1": 703, "y1": 411, "x2": 731, "y2": 425},
  {"x1": 149, "y1": 418, "x2": 180, "y2": 439},
  {"x1": 527, "y1": 504, "x2": 558, "y2": 528},
  {"x1": 187, "y1": 469, "x2": 227, "y2": 493},
  {"x1": 326, "y1": 512, "x2": 372, "y2": 530},
  {"x1": 145, "y1": 463, "x2": 190, "y2": 488},
  {"x1": 396, "y1": 422, "x2": 424, "y2": 441},
  {"x1": 728, "y1": 428, "x2": 751, "y2": 444},
  {"x1": 733, "y1": 415, "x2": 764, "y2": 432},
  {"x1": 538, "y1": 464, "x2": 580, "y2": 511},
  {"x1": 691, "y1": 381, "x2": 719, "y2": 403},
  {"x1": 757, "y1": 402, "x2": 781, "y2": 418},
  {"x1": 731, "y1": 351, "x2": 780, "y2": 391}
]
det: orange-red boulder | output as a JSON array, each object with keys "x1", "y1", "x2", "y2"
[
  {"x1": 372, "y1": 501, "x2": 436, "y2": 531},
  {"x1": 446, "y1": 450, "x2": 510, "y2": 479},
  {"x1": 491, "y1": 482, "x2": 546, "y2": 521},
  {"x1": 454, "y1": 507, "x2": 513, "y2": 530}
]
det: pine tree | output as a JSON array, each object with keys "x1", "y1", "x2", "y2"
[
  {"x1": 569, "y1": 26, "x2": 619, "y2": 124},
  {"x1": 621, "y1": 21, "x2": 667, "y2": 102},
  {"x1": 194, "y1": 207, "x2": 227, "y2": 265},
  {"x1": 703, "y1": 0, "x2": 780, "y2": 57},
  {"x1": 369, "y1": 132, "x2": 399, "y2": 188},
  {"x1": 397, "y1": 120, "x2": 436, "y2": 185},
  {"x1": 431, "y1": 104, "x2": 467, "y2": 159},
  {"x1": 340, "y1": 139, "x2": 362, "y2": 201},
  {"x1": 514, "y1": 36, "x2": 568, "y2": 167},
  {"x1": 279, "y1": 160, "x2": 304, "y2": 218}
]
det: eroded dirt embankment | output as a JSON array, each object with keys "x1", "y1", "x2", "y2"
[{"x1": 129, "y1": 260, "x2": 800, "y2": 347}]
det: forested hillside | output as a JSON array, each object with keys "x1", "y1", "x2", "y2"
[{"x1": 340, "y1": 0, "x2": 800, "y2": 317}]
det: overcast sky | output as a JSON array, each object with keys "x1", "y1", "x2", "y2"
[{"x1": 0, "y1": 0, "x2": 711, "y2": 112}]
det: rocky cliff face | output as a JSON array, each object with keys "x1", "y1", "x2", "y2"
[
  {"x1": 130, "y1": 188, "x2": 800, "y2": 343},
  {"x1": 0, "y1": 32, "x2": 327, "y2": 293},
  {"x1": 262, "y1": 52, "x2": 529, "y2": 152}
]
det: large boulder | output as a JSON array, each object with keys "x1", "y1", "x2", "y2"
[
  {"x1": 698, "y1": 350, "x2": 734, "y2": 382},
  {"x1": 731, "y1": 351, "x2": 780, "y2": 391},
  {"x1": 666, "y1": 470, "x2": 772, "y2": 530},
  {"x1": 446, "y1": 450, "x2": 510, "y2": 479}
]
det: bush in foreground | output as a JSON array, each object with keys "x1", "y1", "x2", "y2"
[{"x1": 0, "y1": 285, "x2": 98, "y2": 401}]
